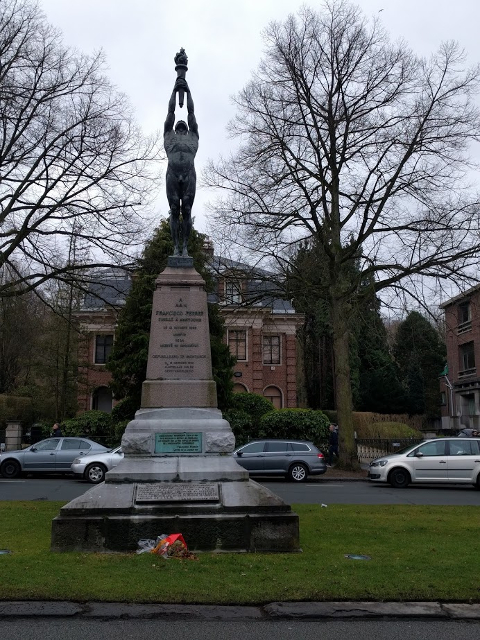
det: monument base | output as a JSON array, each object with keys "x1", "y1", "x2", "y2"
[
  {"x1": 50, "y1": 259, "x2": 300, "y2": 554},
  {"x1": 51, "y1": 477, "x2": 300, "y2": 553}
]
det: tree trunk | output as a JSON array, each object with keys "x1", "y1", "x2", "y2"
[{"x1": 331, "y1": 297, "x2": 359, "y2": 471}]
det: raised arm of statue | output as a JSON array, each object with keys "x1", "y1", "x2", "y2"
[
  {"x1": 186, "y1": 87, "x2": 198, "y2": 137},
  {"x1": 164, "y1": 86, "x2": 177, "y2": 134}
]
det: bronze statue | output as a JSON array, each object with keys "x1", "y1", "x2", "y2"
[{"x1": 164, "y1": 49, "x2": 198, "y2": 257}]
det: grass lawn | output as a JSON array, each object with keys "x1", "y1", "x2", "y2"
[{"x1": 0, "y1": 501, "x2": 479, "y2": 604}]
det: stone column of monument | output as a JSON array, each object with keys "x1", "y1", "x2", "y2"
[{"x1": 51, "y1": 51, "x2": 299, "y2": 553}]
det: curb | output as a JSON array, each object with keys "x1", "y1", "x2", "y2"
[
  {"x1": 1, "y1": 601, "x2": 480, "y2": 620},
  {"x1": 320, "y1": 477, "x2": 368, "y2": 482}
]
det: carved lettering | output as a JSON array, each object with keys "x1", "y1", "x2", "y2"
[{"x1": 135, "y1": 483, "x2": 219, "y2": 502}]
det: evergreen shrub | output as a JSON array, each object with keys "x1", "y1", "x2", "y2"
[
  {"x1": 61, "y1": 410, "x2": 116, "y2": 447},
  {"x1": 232, "y1": 393, "x2": 274, "y2": 423},
  {"x1": 224, "y1": 393, "x2": 275, "y2": 446},
  {"x1": 357, "y1": 421, "x2": 422, "y2": 439},
  {"x1": 111, "y1": 397, "x2": 138, "y2": 422},
  {"x1": 259, "y1": 408, "x2": 330, "y2": 447},
  {"x1": 223, "y1": 408, "x2": 254, "y2": 447}
]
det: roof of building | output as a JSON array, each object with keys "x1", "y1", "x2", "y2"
[
  {"x1": 79, "y1": 261, "x2": 297, "y2": 314},
  {"x1": 439, "y1": 283, "x2": 480, "y2": 309},
  {"x1": 81, "y1": 268, "x2": 131, "y2": 310}
]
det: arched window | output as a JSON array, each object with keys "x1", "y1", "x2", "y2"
[
  {"x1": 233, "y1": 383, "x2": 249, "y2": 394},
  {"x1": 92, "y1": 387, "x2": 113, "y2": 413},
  {"x1": 263, "y1": 385, "x2": 283, "y2": 409}
]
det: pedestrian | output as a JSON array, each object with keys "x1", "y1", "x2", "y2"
[
  {"x1": 50, "y1": 423, "x2": 62, "y2": 437},
  {"x1": 327, "y1": 424, "x2": 339, "y2": 466}
]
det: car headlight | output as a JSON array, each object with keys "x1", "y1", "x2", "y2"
[{"x1": 370, "y1": 460, "x2": 388, "y2": 467}]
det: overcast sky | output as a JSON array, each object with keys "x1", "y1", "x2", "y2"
[{"x1": 39, "y1": 0, "x2": 480, "y2": 237}]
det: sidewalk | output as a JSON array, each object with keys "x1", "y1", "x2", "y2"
[
  {"x1": 321, "y1": 463, "x2": 369, "y2": 481},
  {"x1": 1, "y1": 601, "x2": 480, "y2": 620}
]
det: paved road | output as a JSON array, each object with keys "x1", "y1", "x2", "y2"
[
  {"x1": 1, "y1": 475, "x2": 480, "y2": 505},
  {"x1": 1, "y1": 618, "x2": 480, "y2": 640},
  {"x1": 263, "y1": 479, "x2": 480, "y2": 506}
]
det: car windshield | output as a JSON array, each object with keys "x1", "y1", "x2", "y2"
[{"x1": 389, "y1": 443, "x2": 422, "y2": 456}]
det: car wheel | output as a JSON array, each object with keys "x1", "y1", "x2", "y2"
[
  {"x1": 288, "y1": 463, "x2": 308, "y2": 482},
  {"x1": 388, "y1": 467, "x2": 410, "y2": 488},
  {"x1": 85, "y1": 463, "x2": 107, "y2": 484},
  {"x1": 0, "y1": 460, "x2": 21, "y2": 479},
  {"x1": 474, "y1": 473, "x2": 480, "y2": 490}
]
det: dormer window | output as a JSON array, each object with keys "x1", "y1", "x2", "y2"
[{"x1": 225, "y1": 280, "x2": 242, "y2": 304}]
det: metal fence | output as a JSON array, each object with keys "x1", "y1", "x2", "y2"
[{"x1": 356, "y1": 438, "x2": 423, "y2": 462}]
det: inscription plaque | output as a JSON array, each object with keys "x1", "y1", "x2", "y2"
[
  {"x1": 155, "y1": 432, "x2": 202, "y2": 453},
  {"x1": 135, "y1": 483, "x2": 219, "y2": 502}
]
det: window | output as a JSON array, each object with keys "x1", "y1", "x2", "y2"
[
  {"x1": 458, "y1": 301, "x2": 471, "y2": 323},
  {"x1": 458, "y1": 301, "x2": 472, "y2": 334},
  {"x1": 289, "y1": 443, "x2": 310, "y2": 452},
  {"x1": 459, "y1": 341, "x2": 475, "y2": 375},
  {"x1": 239, "y1": 442, "x2": 265, "y2": 454},
  {"x1": 440, "y1": 391, "x2": 447, "y2": 406},
  {"x1": 408, "y1": 441, "x2": 447, "y2": 457},
  {"x1": 34, "y1": 439, "x2": 60, "y2": 451},
  {"x1": 265, "y1": 441, "x2": 288, "y2": 452},
  {"x1": 95, "y1": 334, "x2": 113, "y2": 364},
  {"x1": 228, "y1": 330, "x2": 247, "y2": 360},
  {"x1": 233, "y1": 383, "x2": 248, "y2": 394},
  {"x1": 225, "y1": 280, "x2": 242, "y2": 304},
  {"x1": 449, "y1": 440, "x2": 479, "y2": 456},
  {"x1": 263, "y1": 335, "x2": 281, "y2": 365},
  {"x1": 61, "y1": 439, "x2": 91, "y2": 451},
  {"x1": 263, "y1": 385, "x2": 282, "y2": 409}
]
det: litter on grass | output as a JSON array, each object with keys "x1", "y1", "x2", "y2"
[
  {"x1": 137, "y1": 533, "x2": 197, "y2": 560},
  {"x1": 344, "y1": 554, "x2": 371, "y2": 560}
]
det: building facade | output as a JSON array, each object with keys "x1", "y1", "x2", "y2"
[
  {"x1": 75, "y1": 269, "x2": 130, "y2": 414},
  {"x1": 75, "y1": 261, "x2": 304, "y2": 413},
  {"x1": 440, "y1": 285, "x2": 480, "y2": 431}
]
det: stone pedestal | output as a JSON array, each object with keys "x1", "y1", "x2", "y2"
[
  {"x1": 51, "y1": 260, "x2": 299, "y2": 553},
  {"x1": 5, "y1": 421, "x2": 22, "y2": 451},
  {"x1": 140, "y1": 261, "x2": 217, "y2": 409}
]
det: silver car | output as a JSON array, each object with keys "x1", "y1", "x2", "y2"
[
  {"x1": 233, "y1": 439, "x2": 327, "y2": 482},
  {"x1": 369, "y1": 438, "x2": 480, "y2": 488},
  {"x1": 0, "y1": 437, "x2": 109, "y2": 479},
  {"x1": 71, "y1": 446, "x2": 123, "y2": 484}
]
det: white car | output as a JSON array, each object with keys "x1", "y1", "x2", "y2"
[
  {"x1": 369, "y1": 438, "x2": 480, "y2": 488},
  {"x1": 71, "y1": 446, "x2": 123, "y2": 484}
]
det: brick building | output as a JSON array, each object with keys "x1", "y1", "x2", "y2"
[
  {"x1": 75, "y1": 260, "x2": 304, "y2": 413},
  {"x1": 440, "y1": 285, "x2": 480, "y2": 431},
  {"x1": 75, "y1": 269, "x2": 130, "y2": 414}
]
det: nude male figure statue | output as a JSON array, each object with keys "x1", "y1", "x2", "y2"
[{"x1": 164, "y1": 74, "x2": 199, "y2": 257}]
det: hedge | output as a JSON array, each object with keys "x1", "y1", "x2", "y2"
[
  {"x1": 61, "y1": 411, "x2": 118, "y2": 447},
  {"x1": 259, "y1": 409, "x2": 330, "y2": 447}
]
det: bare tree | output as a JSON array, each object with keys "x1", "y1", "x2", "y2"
[
  {"x1": 205, "y1": 1, "x2": 480, "y2": 468},
  {"x1": 0, "y1": 265, "x2": 42, "y2": 392},
  {"x1": 0, "y1": 0, "x2": 161, "y2": 299}
]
